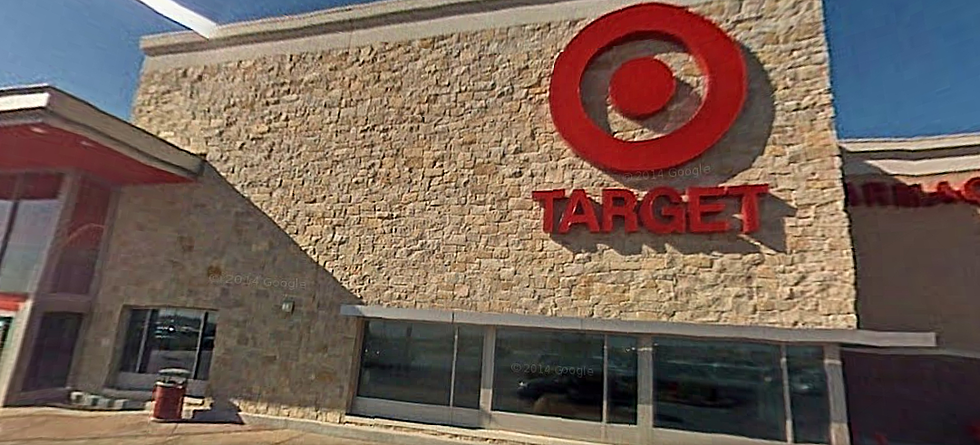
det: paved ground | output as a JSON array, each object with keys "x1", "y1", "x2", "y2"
[{"x1": 0, "y1": 408, "x2": 384, "y2": 444}]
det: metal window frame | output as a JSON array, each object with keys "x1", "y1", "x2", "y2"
[
  {"x1": 825, "y1": 345, "x2": 850, "y2": 445},
  {"x1": 191, "y1": 311, "x2": 209, "y2": 379},
  {"x1": 781, "y1": 344, "x2": 795, "y2": 443},
  {"x1": 134, "y1": 309, "x2": 153, "y2": 373},
  {"x1": 448, "y1": 325, "x2": 459, "y2": 408}
]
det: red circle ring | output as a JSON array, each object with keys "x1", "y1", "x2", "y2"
[{"x1": 549, "y1": 2, "x2": 748, "y2": 174}]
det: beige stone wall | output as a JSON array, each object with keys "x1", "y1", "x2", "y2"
[
  {"x1": 73, "y1": 167, "x2": 360, "y2": 420},
  {"x1": 77, "y1": 0, "x2": 857, "y2": 421}
]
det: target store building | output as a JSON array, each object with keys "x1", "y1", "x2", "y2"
[{"x1": 2, "y1": 0, "x2": 978, "y2": 444}]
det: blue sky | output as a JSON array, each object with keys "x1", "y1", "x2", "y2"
[
  {"x1": 0, "y1": 0, "x2": 978, "y2": 139},
  {"x1": 824, "y1": 0, "x2": 980, "y2": 138}
]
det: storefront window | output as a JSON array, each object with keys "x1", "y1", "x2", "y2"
[
  {"x1": 352, "y1": 318, "x2": 832, "y2": 442},
  {"x1": 608, "y1": 336, "x2": 638, "y2": 424},
  {"x1": 452, "y1": 325, "x2": 484, "y2": 409},
  {"x1": 355, "y1": 320, "x2": 485, "y2": 408},
  {"x1": 653, "y1": 338, "x2": 786, "y2": 441},
  {"x1": 493, "y1": 329, "x2": 605, "y2": 422},
  {"x1": 118, "y1": 308, "x2": 218, "y2": 380},
  {"x1": 0, "y1": 175, "x2": 18, "y2": 250},
  {"x1": 51, "y1": 177, "x2": 111, "y2": 295},
  {"x1": 0, "y1": 173, "x2": 63, "y2": 293},
  {"x1": 788, "y1": 346, "x2": 830, "y2": 444},
  {"x1": 357, "y1": 320, "x2": 455, "y2": 405}
]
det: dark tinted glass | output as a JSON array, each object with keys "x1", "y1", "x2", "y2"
[
  {"x1": 608, "y1": 336, "x2": 638, "y2": 424},
  {"x1": 357, "y1": 320, "x2": 454, "y2": 405},
  {"x1": 0, "y1": 173, "x2": 63, "y2": 293},
  {"x1": 452, "y1": 325, "x2": 483, "y2": 409},
  {"x1": 195, "y1": 312, "x2": 218, "y2": 380},
  {"x1": 788, "y1": 346, "x2": 830, "y2": 444},
  {"x1": 493, "y1": 328, "x2": 604, "y2": 421},
  {"x1": 654, "y1": 338, "x2": 786, "y2": 441},
  {"x1": 142, "y1": 308, "x2": 205, "y2": 375},
  {"x1": 118, "y1": 309, "x2": 150, "y2": 373},
  {"x1": 23, "y1": 312, "x2": 82, "y2": 391}
]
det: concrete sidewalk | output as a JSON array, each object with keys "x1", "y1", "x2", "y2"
[{"x1": 0, "y1": 408, "x2": 384, "y2": 444}]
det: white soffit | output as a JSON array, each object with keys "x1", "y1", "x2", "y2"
[
  {"x1": 841, "y1": 132, "x2": 980, "y2": 177},
  {"x1": 136, "y1": 0, "x2": 219, "y2": 38}
]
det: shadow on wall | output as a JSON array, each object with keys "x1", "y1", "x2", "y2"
[
  {"x1": 846, "y1": 169, "x2": 980, "y2": 348},
  {"x1": 843, "y1": 352, "x2": 980, "y2": 445},
  {"x1": 551, "y1": 45, "x2": 793, "y2": 254},
  {"x1": 844, "y1": 165, "x2": 980, "y2": 445},
  {"x1": 89, "y1": 163, "x2": 364, "y2": 423}
]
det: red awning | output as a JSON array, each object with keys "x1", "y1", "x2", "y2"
[
  {"x1": 0, "y1": 293, "x2": 26, "y2": 312},
  {"x1": 0, "y1": 86, "x2": 202, "y2": 186}
]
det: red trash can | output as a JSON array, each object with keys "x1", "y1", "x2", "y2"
[{"x1": 151, "y1": 368, "x2": 190, "y2": 422}]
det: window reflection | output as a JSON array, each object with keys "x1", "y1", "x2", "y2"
[
  {"x1": 357, "y1": 320, "x2": 454, "y2": 405},
  {"x1": 654, "y1": 338, "x2": 786, "y2": 441},
  {"x1": 0, "y1": 173, "x2": 63, "y2": 293},
  {"x1": 452, "y1": 325, "x2": 483, "y2": 409},
  {"x1": 117, "y1": 308, "x2": 218, "y2": 380},
  {"x1": 51, "y1": 177, "x2": 111, "y2": 295},
  {"x1": 493, "y1": 329, "x2": 604, "y2": 421},
  {"x1": 143, "y1": 308, "x2": 205, "y2": 374},
  {"x1": 608, "y1": 336, "x2": 638, "y2": 424},
  {"x1": 788, "y1": 346, "x2": 830, "y2": 444},
  {"x1": 0, "y1": 175, "x2": 18, "y2": 253},
  {"x1": 118, "y1": 309, "x2": 150, "y2": 373}
]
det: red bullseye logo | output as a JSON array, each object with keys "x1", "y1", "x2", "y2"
[{"x1": 549, "y1": 2, "x2": 747, "y2": 174}]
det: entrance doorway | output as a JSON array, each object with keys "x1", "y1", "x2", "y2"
[{"x1": 23, "y1": 312, "x2": 83, "y2": 391}]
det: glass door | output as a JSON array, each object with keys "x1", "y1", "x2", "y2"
[{"x1": 23, "y1": 312, "x2": 83, "y2": 391}]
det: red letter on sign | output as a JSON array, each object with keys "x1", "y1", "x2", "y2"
[
  {"x1": 639, "y1": 187, "x2": 686, "y2": 234},
  {"x1": 891, "y1": 183, "x2": 926, "y2": 207},
  {"x1": 601, "y1": 189, "x2": 638, "y2": 233},
  {"x1": 932, "y1": 181, "x2": 962, "y2": 204},
  {"x1": 532, "y1": 189, "x2": 566, "y2": 233},
  {"x1": 861, "y1": 182, "x2": 890, "y2": 206},
  {"x1": 559, "y1": 189, "x2": 600, "y2": 234},
  {"x1": 844, "y1": 182, "x2": 863, "y2": 206},
  {"x1": 687, "y1": 187, "x2": 730, "y2": 233},
  {"x1": 961, "y1": 177, "x2": 980, "y2": 204},
  {"x1": 727, "y1": 184, "x2": 768, "y2": 233}
]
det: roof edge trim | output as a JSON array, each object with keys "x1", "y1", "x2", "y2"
[
  {"x1": 840, "y1": 132, "x2": 980, "y2": 153},
  {"x1": 0, "y1": 86, "x2": 204, "y2": 180},
  {"x1": 140, "y1": 0, "x2": 721, "y2": 56},
  {"x1": 340, "y1": 305, "x2": 937, "y2": 348}
]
